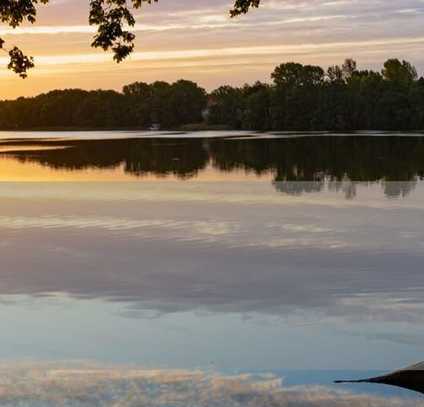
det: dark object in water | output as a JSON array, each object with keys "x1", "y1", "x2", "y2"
[{"x1": 335, "y1": 362, "x2": 424, "y2": 394}]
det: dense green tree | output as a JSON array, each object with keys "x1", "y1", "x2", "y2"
[
  {"x1": 1, "y1": 58, "x2": 424, "y2": 131},
  {"x1": 207, "y1": 86, "x2": 244, "y2": 128},
  {"x1": 241, "y1": 82, "x2": 271, "y2": 130},
  {"x1": 271, "y1": 63, "x2": 324, "y2": 88},
  {"x1": 0, "y1": 80, "x2": 206, "y2": 129},
  {"x1": 341, "y1": 58, "x2": 357, "y2": 81},
  {"x1": 267, "y1": 62, "x2": 324, "y2": 130},
  {"x1": 122, "y1": 81, "x2": 153, "y2": 127},
  {"x1": 168, "y1": 80, "x2": 207, "y2": 126},
  {"x1": 375, "y1": 91, "x2": 412, "y2": 130},
  {"x1": 349, "y1": 70, "x2": 384, "y2": 129},
  {"x1": 382, "y1": 59, "x2": 417, "y2": 87},
  {"x1": 211, "y1": 58, "x2": 422, "y2": 131},
  {"x1": 123, "y1": 81, "x2": 151, "y2": 98},
  {"x1": 327, "y1": 65, "x2": 344, "y2": 84},
  {"x1": 409, "y1": 78, "x2": 424, "y2": 129}
]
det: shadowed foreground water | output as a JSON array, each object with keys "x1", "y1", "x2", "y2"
[{"x1": 0, "y1": 131, "x2": 423, "y2": 406}]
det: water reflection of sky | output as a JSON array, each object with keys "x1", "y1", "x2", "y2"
[
  {"x1": 0, "y1": 133, "x2": 424, "y2": 405},
  {"x1": 1, "y1": 182, "x2": 424, "y2": 367}
]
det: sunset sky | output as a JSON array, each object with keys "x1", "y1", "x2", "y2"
[{"x1": 1, "y1": 0, "x2": 424, "y2": 99}]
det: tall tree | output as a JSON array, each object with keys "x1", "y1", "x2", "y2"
[
  {"x1": 382, "y1": 58, "x2": 417, "y2": 87},
  {"x1": 271, "y1": 63, "x2": 324, "y2": 88}
]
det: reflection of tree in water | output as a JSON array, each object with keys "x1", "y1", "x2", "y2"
[
  {"x1": 273, "y1": 179, "x2": 418, "y2": 199},
  {"x1": 273, "y1": 178, "x2": 358, "y2": 199},
  {"x1": 122, "y1": 139, "x2": 209, "y2": 179},
  {"x1": 328, "y1": 179, "x2": 358, "y2": 200},
  {"x1": 4, "y1": 135, "x2": 424, "y2": 198},
  {"x1": 273, "y1": 181, "x2": 325, "y2": 196},
  {"x1": 8, "y1": 138, "x2": 209, "y2": 180},
  {"x1": 211, "y1": 136, "x2": 424, "y2": 198}
]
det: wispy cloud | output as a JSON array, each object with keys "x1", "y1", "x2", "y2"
[
  {"x1": 1, "y1": 0, "x2": 424, "y2": 97},
  {"x1": 2, "y1": 37, "x2": 424, "y2": 68}
]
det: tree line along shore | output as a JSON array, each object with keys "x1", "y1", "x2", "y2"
[{"x1": 1, "y1": 58, "x2": 424, "y2": 131}]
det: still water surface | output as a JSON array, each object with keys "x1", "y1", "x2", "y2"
[{"x1": 0, "y1": 131, "x2": 423, "y2": 406}]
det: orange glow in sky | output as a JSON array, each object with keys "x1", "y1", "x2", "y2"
[{"x1": 1, "y1": 0, "x2": 424, "y2": 99}]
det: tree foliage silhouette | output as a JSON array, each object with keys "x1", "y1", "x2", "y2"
[
  {"x1": 1, "y1": 58, "x2": 424, "y2": 131},
  {"x1": 0, "y1": 0, "x2": 261, "y2": 77}
]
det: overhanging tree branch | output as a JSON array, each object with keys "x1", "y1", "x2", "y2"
[
  {"x1": 0, "y1": 0, "x2": 263, "y2": 77},
  {"x1": 230, "y1": 0, "x2": 261, "y2": 17}
]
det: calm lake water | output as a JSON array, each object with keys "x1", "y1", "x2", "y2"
[{"x1": 0, "y1": 131, "x2": 424, "y2": 406}]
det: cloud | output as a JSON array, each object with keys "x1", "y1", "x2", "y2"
[
  {"x1": 2, "y1": 0, "x2": 424, "y2": 97},
  {"x1": 2, "y1": 37, "x2": 424, "y2": 73}
]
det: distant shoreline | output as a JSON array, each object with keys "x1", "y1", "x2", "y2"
[
  {"x1": 1, "y1": 127, "x2": 424, "y2": 133},
  {"x1": 0, "y1": 126, "x2": 151, "y2": 132},
  {"x1": 3, "y1": 59, "x2": 424, "y2": 132},
  {"x1": 0, "y1": 124, "x2": 234, "y2": 132}
]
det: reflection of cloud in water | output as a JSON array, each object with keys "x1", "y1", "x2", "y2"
[
  {"x1": 0, "y1": 181, "x2": 422, "y2": 363},
  {"x1": 0, "y1": 362, "x2": 420, "y2": 407},
  {"x1": 0, "y1": 218, "x2": 423, "y2": 326},
  {"x1": 0, "y1": 184, "x2": 423, "y2": 326},
  {"x1": 0, "y1": 215, "x2": 346, "y2": 249}
]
